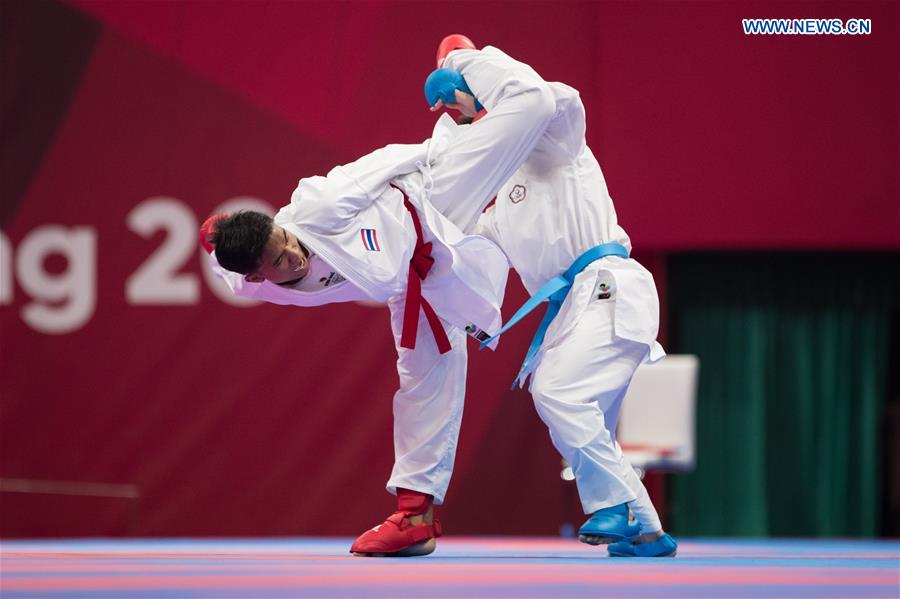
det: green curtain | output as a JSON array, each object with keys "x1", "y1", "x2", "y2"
[{"x1": 668, "y1": 252, "x2": 898, "y2": 537}]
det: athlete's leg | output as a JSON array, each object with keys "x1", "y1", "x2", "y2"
[
  {"x1": 530, "y1": 297, "x2": 643, "y2": 514},
  {"x1": 529, "y1": 285, "x2": 669, "y2": 548},
  {"x1": 350, "y1": 299, "x2": 466, "y2": 557},
  {"x1": 385, "y1": 298, "x2": 467, "y2": 504},
  {"x1": 603, "y1": 385, "x2": 664, "y2": 535}
]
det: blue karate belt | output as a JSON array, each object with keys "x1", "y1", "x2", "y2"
[{"x1": 479, "y1": 243, "x2": 629, "y2": 388}]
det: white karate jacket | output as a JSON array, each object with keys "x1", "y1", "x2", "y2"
[
  {"x1": 209, "y1": 115, "x2": 512, "y2": 344},
  {"x1": 448, "y1": 47, "x2": 665, "y2": 358}
]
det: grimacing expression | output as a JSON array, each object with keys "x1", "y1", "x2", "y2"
[{"x1": 246, "y1": 225, "x2": 310, "y2": 284}]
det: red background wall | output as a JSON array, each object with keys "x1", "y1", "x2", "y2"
[{"x1": 1, "y1": 0, "x2": 897, "y2": 536}]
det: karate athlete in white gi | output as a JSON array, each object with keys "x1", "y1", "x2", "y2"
[
  {"x1": 202, "y1": 63, "x2": 557, "y2": 557},
  {"x1": 431, "y1": 36, "x2": 678, "y2": 558}
]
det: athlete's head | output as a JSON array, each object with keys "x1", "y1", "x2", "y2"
[{"x1": 213, "y1": 211, "x2": 310, "y2": 284}]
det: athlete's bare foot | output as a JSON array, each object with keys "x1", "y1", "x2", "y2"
[{"x1": 405, "y1": 505, "x2": 434, "y2": 527}]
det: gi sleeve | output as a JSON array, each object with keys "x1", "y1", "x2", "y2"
[
  {"x1": 288, "y1": 141, "x2": 428, "y2": 233},
  {"x1": 333, "y1": 141, "x2": 429, "y2": 205},
  {"x1": 207, "y1": 251, "x2": 264, "y2": 299},
  {"x1": 207, "y1": 251, "x2": 352, "y2": 307},
  {"x1": 471, "y1": 204, "x2": 502, "y2": 247},
  {"x1": 537, "y1": 82, "x2": 587, "y2": 164},
  {"x1": 446, "y1": 46, "x2": 586, "y2": 165},
  {"x1": 443, "y1": 46, "x2": 551, "y2": 114}
]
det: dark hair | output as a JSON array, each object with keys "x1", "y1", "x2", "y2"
[{"x1": 212, "y1": 211, "x2": 273, "y2": 274}]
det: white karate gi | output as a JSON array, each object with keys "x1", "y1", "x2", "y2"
[
  {"x1": 448, "y1": 47, "x2": 666, "y2": 531},
  {"x1": 210, "y1": 69, "x2": 556, "y2": 504}
]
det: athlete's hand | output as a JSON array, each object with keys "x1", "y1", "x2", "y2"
[{"x1": 430, "y1": 89, "x2": 478, "y2": 118}]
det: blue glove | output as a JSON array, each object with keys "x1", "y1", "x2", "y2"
[{"x1": 424, "y1": 68, "x2": 483, "y2": 112}]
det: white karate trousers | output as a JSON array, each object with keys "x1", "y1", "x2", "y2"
[
  {"x1": 385, "y1": 91, "x2": 555, "y2": 504},
  {"x1": 529, "y1": 270, "x2": 664, "y2": 533}
]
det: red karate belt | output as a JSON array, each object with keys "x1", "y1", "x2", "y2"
[{"x1": 392, "y1": 184, "x2": 451, "y2": 354}]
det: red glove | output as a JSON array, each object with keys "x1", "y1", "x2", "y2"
[
  {"x1": 199, "y1": 213, "x2": 228, "y2": 254},
  {"x1": 436, "y1": 34, "x2": 477, "y2": 68}
]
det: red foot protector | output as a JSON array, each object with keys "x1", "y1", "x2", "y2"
[
  {"x1": 350, "y1": 489, "x2": 442, "y2": 557},
  {"x1": 199, "y1": 213, "x2": 229, "y2": 254},
  {"x1": 396, "y1": 488, "x2": 430, "y2": 515}
]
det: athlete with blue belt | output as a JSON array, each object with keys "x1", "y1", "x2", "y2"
[{"x1": 428, "y1": 36, "x2": 677, "y2": 557}]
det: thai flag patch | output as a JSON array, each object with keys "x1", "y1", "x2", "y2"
[{"x1": 360, "y1": 228, "x2": 381, "y2": 252}]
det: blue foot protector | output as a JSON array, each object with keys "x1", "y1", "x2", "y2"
[
  {"x1": 577, "y1": 503, "x2": 641, "y2": 545},
  {"x1": 608, "y1": 533, "x2": 678, "y2": 557}
]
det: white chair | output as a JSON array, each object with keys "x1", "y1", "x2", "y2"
[{"x1": 616, "y1": 354, "x2": 699, "y2": 477}]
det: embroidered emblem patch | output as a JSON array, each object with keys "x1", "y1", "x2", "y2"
[
  {"x1": 508, "y1": 184, "x2": 526, "y2": 203},
  {"x1": 360, "y1": 228, "x2": 381, "y2": 251},
  {"x1": 465, "y1": 323, "x2": 491, "y2": 342},
  {"x1": 597, "y1": 281, "x2": 613, "y2": 300},
  {"x1": 319, "y1": 272, "x2": 346, "y2": 287}
]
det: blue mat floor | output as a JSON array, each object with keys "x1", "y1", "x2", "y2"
[{"x1": 2, "y1": 537, "x2": 898, "y2": 598}]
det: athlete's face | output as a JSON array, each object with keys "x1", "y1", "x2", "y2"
[{"x1": 245, "y1": 225, "x2": 310, "y2": 284}]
